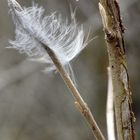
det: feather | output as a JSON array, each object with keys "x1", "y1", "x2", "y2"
[{"x1": 7, "y1": 0, "x2": 87, "y2": 81}]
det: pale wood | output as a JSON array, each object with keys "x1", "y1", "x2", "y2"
[{"x1": 106, "y1": 67, "x2": 115, "y2": 140}]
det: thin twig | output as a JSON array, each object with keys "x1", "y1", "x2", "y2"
[
  {"x1": 99, "y1": 1, "x2": 135, "y2": 140},
  {"x1": 106, "y1": 67, "x2": 115, "y2": 140},
  {"x1": 44, "y1": 46, "x2": 105, "y2": 140}
]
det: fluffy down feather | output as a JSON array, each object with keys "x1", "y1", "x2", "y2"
[{"x1": 8, "y1": 0, "x2": 87, "y2": 80}]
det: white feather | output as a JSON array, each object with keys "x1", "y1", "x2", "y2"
[{"x1": 8, "y1": 0, "x2": 87, "y2": 80}]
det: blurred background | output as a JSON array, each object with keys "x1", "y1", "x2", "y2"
[{"x1": 0, "y1": 0, "x2": 139, "y2": 139}]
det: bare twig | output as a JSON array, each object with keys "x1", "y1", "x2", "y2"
[
  {"x1": 99, "y1": 1, "x2": 135, "y2": 140},
  {"x1": 106, "y1": 67, "x2": 115, "y2": 140},
  {"x1": 45, "y1": 46, "x2": 105, "y2": 140}
]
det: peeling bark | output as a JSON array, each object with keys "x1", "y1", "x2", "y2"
[{"x1": 99, "y1": 0, "x2": 135, "y2": 139}]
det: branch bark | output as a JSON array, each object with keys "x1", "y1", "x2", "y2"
[{"x1": 99, "y1": 0, "x2": 135, "y2": 140}]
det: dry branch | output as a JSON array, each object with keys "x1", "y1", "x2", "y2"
[
  {"x1": 99, "y1": 0, "x2": 135, "y2": 139},
  {"x1": 45, "y1": 46, "x2": 105, "y2": 140}
]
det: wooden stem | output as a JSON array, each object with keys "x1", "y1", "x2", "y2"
[
  {"x1": 44, "y1": 46, "x2": 105, "y2": 140},
  {"x1": 99, "y1": 1, "x2": 135, "y2": 140}
]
